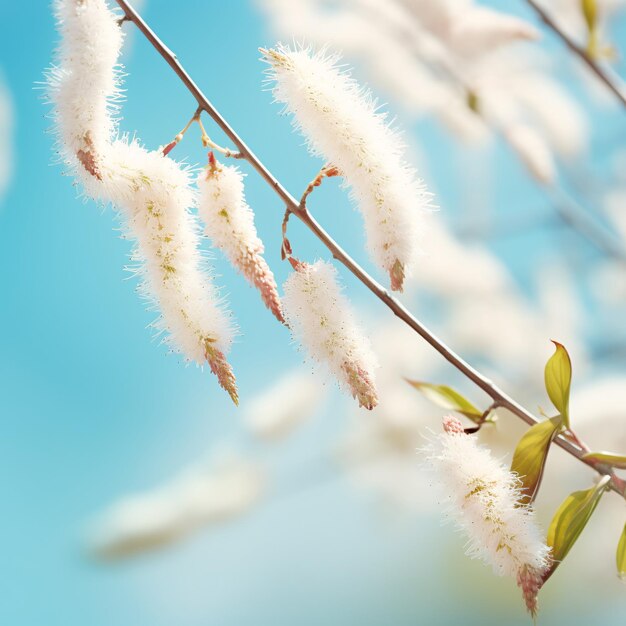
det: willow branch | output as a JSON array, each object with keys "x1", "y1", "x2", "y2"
[
  {"x1": 114, "y1": 0, "x2": 626, "y2": 499},
  {"x1": 525, "y1": 0, "x2": 626, "y2": 109}
]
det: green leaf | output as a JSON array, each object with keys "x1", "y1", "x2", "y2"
[
  {"x1": 547, "y1": 476, "x2": 610, "y2": 575},
  {"x1": 510, "y1": 416, "x2": 562, "y2": 502},
  {"x1": 544, "y1": 341, "x2": 572, "y2": 429},
  {"x1": 582, "y1": 451, "x2": 626, "y2": 470},
  {"x1": 406, "y1": 381, "x2": 483, "y2": 422},
  {"x1": 617, "y1": 524, "x2": 626, "y2": 579}
]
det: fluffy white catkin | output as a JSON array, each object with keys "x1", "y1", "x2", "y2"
[
  {"x1": 48, "y1": 0, "x2": 124, "y2": 182},
  {"x1": 197, "y1": 153, "x2": 284, "y2": 323},
  {"x1": 48, "y1": 0, "x2": 237, "y2": 401},
  {"x1": 263, "y1": 44, "x2": 432, "y2": 292},
  {"x1": 282, "y1": 260, "x2": 378, "y2": 409},
  {"x1": 425, "y1": 416, "x2": 551, "y2": 616},
  {"x1": 93, "y1": 140, "x2": 237, "y2": 402}
]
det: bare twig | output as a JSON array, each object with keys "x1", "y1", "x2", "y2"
[
  {"x1": 525, "y1": 0, "x2": 626, "y2": 109},
  {"x1": 114, "y1": 0, "x2": 626, "y2": 499},
  {"x1": 197, "y1": 116, "x2": 243, "y2": 159}
]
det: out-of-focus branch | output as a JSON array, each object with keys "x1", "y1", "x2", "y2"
[
  {"x1": 358, "y1": 3, "x2": 626, "y2": 261},
  {"x1": 525, "y1": 0, "x2": 626, "y2": 109},
  {"x1": 114, "y1": 0, "x2": 626, "y2": 500},
  {"x1": 551, "y1": 188, "x2": 626, "y2": 262}
]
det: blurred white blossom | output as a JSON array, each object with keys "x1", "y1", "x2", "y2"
[
  {"x1": 244, "y1": 370, "x2": 326, "y2": 440},
  {"x1": 89, "y1": 450, "x2": 265, "y2": 558}
]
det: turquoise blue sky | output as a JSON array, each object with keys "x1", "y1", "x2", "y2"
[{"x1": 1, "y1": 1, "x2": 625, "y2": 624}]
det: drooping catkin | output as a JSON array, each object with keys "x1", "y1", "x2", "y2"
[
  {"x1": 424, "y1": 415, "x2": 551, "y2": 616},
  {"x1": 263, "y1": 44, "x2": 432, "y2": 292},
  {"x1": 197, "y1": 153, "x2": 284, "y2": 323},
  {"x1": 282, "y1": 260, "x2": 378, "y2": 409}
]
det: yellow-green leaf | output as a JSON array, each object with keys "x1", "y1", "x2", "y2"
[
  {"x1": 583, "y1": 451, "x2": 626, "y2": 470},
  {"x1": 547, "y1": 476, "x2": 610, "y2": 570},
  {"x1": 544, "y1": 341, "x2": 572, "y2": 429},
  {"x1": 406, "y1": 381, "x2": 483, "y2": 422},
  {"x1": 617, "y1": 524, "x2": 626, "y2": 579},
  {"x1": 510, "y1": 416, "x2": 562, "y2": 502},
  {"x1": 581, "y1": 0, "x2": 598, "y2": 32}
]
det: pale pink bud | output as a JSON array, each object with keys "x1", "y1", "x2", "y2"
[
  {"x1": 517, "y1": 564, "x2": 546, "y2": 618},
  {"x1": 442, "y1": 414, "x2": 464, "y2": 434},
  {"x1": 205, "y1": 340, "x2": 239, "y2": 406}
]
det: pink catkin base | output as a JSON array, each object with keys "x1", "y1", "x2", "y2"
[
  {"x1": 205, "y1": 342, "x2": 239, "y2": 405},
  {"x1": 342, "y1": 361, "x2": 378, "y2": 410}
]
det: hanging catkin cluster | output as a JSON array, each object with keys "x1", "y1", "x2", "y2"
[
  {"x1": 424, "y1": 416, "x2": 551, "y2": 616},
  {"x1": 47, "y1": 0, "x2": 237, "y2": 402},
  {"x1": 282, "y1": 260, "x2": 378, "y2": 409},
  {"x1": 263, "y1": 44, "x2": 432, "y2": 292}
]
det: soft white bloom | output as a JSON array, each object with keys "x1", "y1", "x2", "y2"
[
  {"x1": 88, "y1": 451, "x2": 264, "y2": 558},
  {"x1": 505, "y1": 73, "x2": 588, "y2": 159},
  {"x1": 425, "y1": 415, "x2": 551, "y2": 615},
  {"x1": 244, "y1": 370, "x2": 325, "y2": 440},
  {"x1": 400, "y1": 0, "x2": 538, "y2": 57},
  {"x1": 48, "y1": 0, "x2": 237, "y2": 400},
  {"x1": 414, "y1": 220, "x2": 510, "y2": 297},
  {"x1": 473, "y1": 49, "x2": 588, "y2": 160},
  {"x1": 264, "y1": 44, "x2": 432, "y2": 291},
  {"x1": 48, "y1": 0, "x2": 124, "y2": 182},
  {"x1": 443, "y1": 5, "x2": 539, "y2": 57},
  {"x1": 197, "y1": 153, "x2": 284, "y2": 323},
  {"x1": 282, "y1": 260, "x2": 378, "y2": 409},
  {"x1": 502, "y1": 123, "x2": 556, "y2": 186}
]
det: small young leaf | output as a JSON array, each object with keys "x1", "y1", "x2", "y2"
[
  {"x1": 546, "y1": 476, "x2": 611, "y2": 579},
  {"x1": 406, "y1": 381, "x2": 482, "y2": 422},
  {"x1": 510, "y1": 416, "x2": 562, "y2": 502},
  {"x1": 544, "y1": 341, "x2": 572, "y2": 429},
  {"x1": 617, "y1": 524, "x2": 626, "y2": 579},
  {"x1": 582, "y1": 451, "x2": 626, "y2": 469}
]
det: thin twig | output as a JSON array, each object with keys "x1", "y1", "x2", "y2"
[
  {"x1": 197, "y1": 116, "x2": 243, "y2": 159},
  {"x1": 525, "y1": 0, "x2": 626, "y2": 109},
  {"x1": 299, "y1": 164, "x2": 341, "y2": 209},
  {"x1": 115, "y1": 0, "x2": 626, "y2": 499}
]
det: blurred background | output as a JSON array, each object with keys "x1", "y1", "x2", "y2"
[{"x1": 1, "y1": 0, "x2": 626, "y2": 624}]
